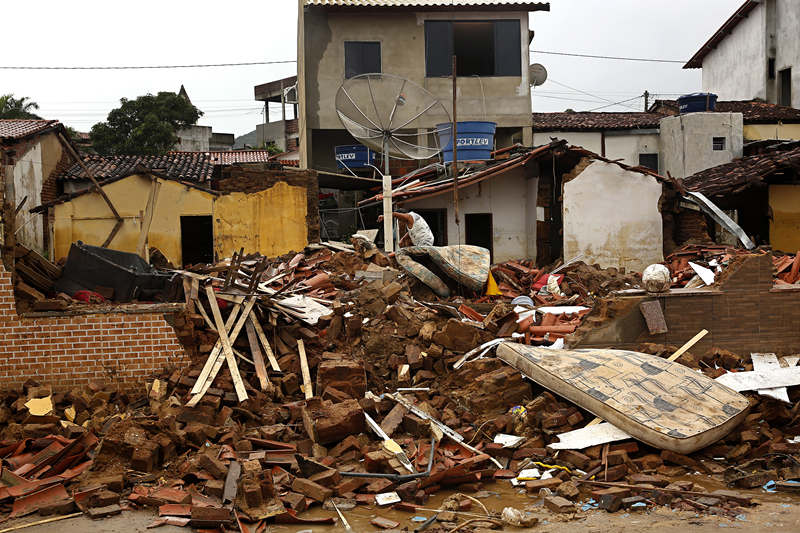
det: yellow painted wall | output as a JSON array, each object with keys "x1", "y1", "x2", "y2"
[
  {"x1": 53, "y1": 175, "x2": 310, "y2": 266},
  {"x1": 214, "y1": 180, "x2": 308, "y2": 258},
  {"x1": 769, "y1": 184, "x2": 800, "y2": 253},
  {"x1": 53, "y1": 175, "x2": 215, "y2": 265},
  {"x1": 743, "y1": 123, "x2": 800, "y2": 141}
]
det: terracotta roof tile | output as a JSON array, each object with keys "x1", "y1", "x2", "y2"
[
  {"x1": 683, "y1": 144, "x2": 800, "y2": 200},
  {"x1": 59, "y1": 153, "x2": 214, "y2": 183},
  {"x1": 532, "y1": 112, "x2": 665, "y2": 132},
  {"x1": 304, "y1": 0, "x2": 548, "y2": 7},
  {"x1": 650, "y1": 99, "x2": 800, "y2": 123},
  {"x1": 0, "y1": 119, "x2": 60, "y2": 142}
]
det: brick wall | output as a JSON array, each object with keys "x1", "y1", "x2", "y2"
[
  {"x1": 0, "y1": 264, "x2": 191, "y2": 391},
  {"x1": 576, "y1": 253, "x2": 800, "y2": 354}
]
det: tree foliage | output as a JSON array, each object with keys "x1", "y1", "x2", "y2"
[
  {"x1": 90, "y1": 92, "x2": 202, "y2": 155},
  {"x1": 0, "y1": 94, "x2": 42, "y2": 119}
]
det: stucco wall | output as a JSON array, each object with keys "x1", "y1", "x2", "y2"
[
  {"x1": 403, "y1": 165, "x2": 535, "y2": 263},
  {"x1": 743, "y1": 123, "x2": 800, "y2": 141},
  {"x1": 701, "y1": 3, "x2": 766, "y2": 101},
  {"x1": 176, "y1": 125, "x2": 211, "y2": 151},
  {"x1": 659, "y1": 113, "x2": 743, "y2": 180},
  {"x1": 533, "y1": 131, "x2": 602, "y2": 155},
  {"x1": 532, "y1": 131, "x2": 660, "y2": 169},
  {"x1": 769, "y1": 184, "x2": 800, "y2": 253},
  {"x1": 11, "y1": 132, "x2": 63, "y2": 256},
  {"x1": 775, "y1": 0, "x2": 800, "y2": 108},
  {"x1": 256, "y1": 121, "x2": 288, "y2": 151},
  {"x1": 562, "y1": 160, "x2": 663, "y2": 272}
]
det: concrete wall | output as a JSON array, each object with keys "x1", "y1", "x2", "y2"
[
  {"x1": 775, "y1": 0, "x2": 800, "y2": 108},
  {"x1": 301, "y1": 7, "x2": 533, "y2": 167},
  {"x1": 769, "y1": 184, "x2": 800, "y2": 252},
  {"x1": 533, "y1": 131, "x2": 660, "y2": 169},
  {"x1": 403, "y1": 165, "x2": 535, "y2": 263},
  {"x1": 257, "y1": 121, "x2": 288, "y2": 151},
  {"x1": 562, "y1": 160, "x2": 663, "y2": 272},
  {"x1": 10, "y1": 132, "x2": 64, "y2": 256},
  {"x1": 743, "y1": 123, "x2": 800, "y2": 141},
  {"x1": 659, "y1": 113, "x2": 743, "y2": 180},
  {"x1": 176, "y1": 125, "x2": 211, "y2": 151},
  {"x1": 701, "y1": 3, "x2": 766, "y2": 101}
]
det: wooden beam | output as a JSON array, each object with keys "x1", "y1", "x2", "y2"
[
  {"x1": 203, "y1": 286, "x2": 248, "y2": 402},
  {"x1": 190, "y1": 301, "x2": 241, "y2": 395},
  {"x1": 245, "y1": 319, "x2": 271, "y2": 393},
  {"x1": 298, "y1": 339, "x2": 312, "y2": 400},
  {"x1": 250, "y1": 314, "x2": 281, "y2": 372},
  {"x1": 135, "y1": 177, "x2": 161, "y2": 259}
]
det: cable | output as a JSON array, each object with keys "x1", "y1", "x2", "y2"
[
  {"x1": 533, "y1": 94, "x2": 611, "y2": 105},
  {"x1": 531, "y1": 49, "x2": 685, "y2": 64},
  {"x1": 546, "y1": 79, "x2": 641, "y2": 111},
  {"x1": 0, "y1": 59, "x2": 297, "y2": 70},
  {"x1": 586, "y1": 95, "x2": 645, "y2": 112}
]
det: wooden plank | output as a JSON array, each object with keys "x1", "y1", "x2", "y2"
[
  {"x1": 715, "y1": 366, "x2": 800, "y2": 392},
  {"x1": 190, "y1": 301, "x2": 241, "y2": 395},
  {"x1": 246, "y1": 319, "x2": 270, "y2": 392},
  {"x1": 182, "y1": 277, "x2": 195, "y2": 314},
  {"x1": 639, "y1": 300, "x2": 668, "y2": 334},
  {"x1": 15, "y1": 262, "x2": 54, "y2": 292},
  {"x1": 498, "y1": 343, "x2": 749, "y2": 454},
  {"x1": 135, "y1": 178, "x2": 161, "y2": 258},
  {"x1": 298, "y1": 339, "x2": 313, "y2": 400},
  {"x1": 203, "y1": 286, "x2": 248, "y2": 402},
  {"x1": 549, "y1": 422, "x2": 632, "y2": 450},
  {"x1": 751, "y1": 353, "x2": 790, "y2": 403},
  {"x1": 223, "y1": 461, "x2": 241, "y2": 505},
  {"x1": 189, "y1": 297, "x2": 258, "y2": 404},
  {"x1": 250, "y1": 315, "x2": 281, "y2": 372}
]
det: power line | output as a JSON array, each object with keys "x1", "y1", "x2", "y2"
[
  {"x1": 546, "y1": 79, "x2": 641, "y2": 111},
  {"x1": 586, "y1": 95, "x2": 645, "y2": 112},
  {"x1": 531, "y1": 49, "x2": 685, "y2": 64},
  {"x1": 0, "y1": 60, "x2": 297, "y2": 70}
]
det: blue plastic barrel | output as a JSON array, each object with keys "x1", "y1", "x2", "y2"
[
  {"x1": 436, "y1": 121, "x2": 496, "y2": 162},
  {"x1": 677, "y1": 93, "x2": 718, "y2": 114},
  {"x1": 335, "y1": 145, "x2": 377, "y2": 169}
]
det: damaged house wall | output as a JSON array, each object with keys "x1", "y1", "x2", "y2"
[{"x1": 562, "y1": 160, "x2": 664, "y2": 272}]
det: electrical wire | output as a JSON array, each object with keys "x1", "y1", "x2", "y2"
[
  {"x1": 531, "y1": 49, "x2": 685, "y2": 64},
  {"x1": 0, "y1": 60, "x2": 297, "y2": 70},
  {"x1": 545, "y1": 79, "x2": 641, "y2": 111},
  {"x1": 586, "y1": 95, "x2": 645, "y2": 112}
]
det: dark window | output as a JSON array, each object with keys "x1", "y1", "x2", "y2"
[
  {"x1": 180, "y1": 216, "x2": 214, "y2": 266},
  {"x1": 768, "y1": 57, "x2": 776, "y2": 80},
  {"x1": 425, "y1": 20, "x2": 521, "y2": 77},
  {"x1": 344, "y1": 41, "x2": 381, "y2": 79},
  {"x1": 465, "y1": 213, "x2": 493, "y2": 261},
  {"x1": 712, "y1": 137, "x2": 726, "y2": 151},
  {"x1": 414, "y1": 209, "x2": 447, "y2": 246},
  {"x1": 780, "y1": 67, "x2": 792, "y2": 106},
  {"x1": 638, "y1": 153, "x2": 658, "y2": 171}
]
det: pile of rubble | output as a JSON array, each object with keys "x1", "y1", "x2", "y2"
[{"x1": 2, "y1": 242, "x2": 799, "y2": 530}]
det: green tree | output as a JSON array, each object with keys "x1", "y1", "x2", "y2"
[
  {"x1": 90, "y1": 92, "x2": 202, "y2": 155},
  {"x1": 0, "y1": 94, "x2": 42, "y2": 119}
]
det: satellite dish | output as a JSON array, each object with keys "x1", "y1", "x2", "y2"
[
  {"x1": 335, "y1": 73, "x2": 451, "y2": 172},
  {"x1": 529, "y1": 63, "x2": 548, "y2": 87}
]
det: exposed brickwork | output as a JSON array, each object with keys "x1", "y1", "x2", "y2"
[{"x1": 0, "y1": 264, "x2": 190, "y2": 391}]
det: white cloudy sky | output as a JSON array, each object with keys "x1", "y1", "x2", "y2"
[{"x1": 3, "y1": 0, "x2": 740, "y2": 137}]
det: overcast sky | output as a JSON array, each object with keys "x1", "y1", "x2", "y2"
[{"x1": 4, "y1": 0, "x2": 741, "y2": 138}]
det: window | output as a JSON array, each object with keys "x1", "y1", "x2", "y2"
[
  {"x1": 780, "y1": 68, "x2": 792, "y2": 107},
  {"x1": 638, "y1": 153, "x2": 658, "y2": 171},
  {"x1": 344, "y1": 41, "x2": 381, "y2": 79},
  {"x1": 768, "y1": 58, "x2": 776, "y2": 80},
  {"x1": 425, "y1": 20, "x2": 521, "y2": 77},
  {"x1": 712, "y1": 137, "x2": 726, "y2": 151}
]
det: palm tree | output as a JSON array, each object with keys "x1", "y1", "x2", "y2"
[{"x1": 0, "y1": 94, "x2": 42, "y2": 119}]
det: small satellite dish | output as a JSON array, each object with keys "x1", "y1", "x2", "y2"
[{"x1": 529, "y1": 63, "x2": 548, "y2": 87}]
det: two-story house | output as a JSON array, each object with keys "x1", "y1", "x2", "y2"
[{"x1": 297, "y1": 0, "x2": 550, "y2": 171}]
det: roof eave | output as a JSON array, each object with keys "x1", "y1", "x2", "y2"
[{"x1": 683, "y1": 0, "x2": 760, "y2": 70}]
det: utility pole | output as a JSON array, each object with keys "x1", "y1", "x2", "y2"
[
  {"x1": 644, "y1": 90, "x2": 650, "y2": 112},
  {"x1": 452, "y1": 55, "x2": 459, "y2": 227}
]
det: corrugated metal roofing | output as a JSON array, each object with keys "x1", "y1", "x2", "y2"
[{"x1": 304, "y1": 0, "x2": 548, "y2": 8}]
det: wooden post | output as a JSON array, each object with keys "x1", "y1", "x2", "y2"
[
  {"x1": 298, "y1": 339, "x2": 313, "y2": 399},
  {"x1": 452, "y1": 55, "x2": 459, "y2": 226},
  {"x1": 135, "y1": 177, "x2": 161, "y2": 259},
  {"x1": 203, "y1": 286, "x2": 248, "y2": 402}
]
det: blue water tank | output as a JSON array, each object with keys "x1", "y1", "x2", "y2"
[
  {"x1": 677, "y1": 92, "x2": 718, "y2": 114},
  {"x1": 437, "y1": 121, "x2": 496, "y2": 162},
  {"x1": 335, "y1": 145, "x2": 377, "y2": 169}
]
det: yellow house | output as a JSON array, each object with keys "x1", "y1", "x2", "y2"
[{"x1": 33, "y1": 165, "x2": 320, "y2": 266}]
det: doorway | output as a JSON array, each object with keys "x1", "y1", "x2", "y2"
[
  {"x1": 465, "y1": 213, "x2": 493, "y2": 260},
  {"x1": 180, "y1": 215, "x2": 214, "y2": 266}
]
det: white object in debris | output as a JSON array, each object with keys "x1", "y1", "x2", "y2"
[
  {"x1": 543, "y1": 338, "x2": 565, "y2": 349},
  {"x1": 375, "y1": 492, "x2": 401, "y2": 506},
  {"x1": 494, "y1": 434, "x2": 526, "y2": 448},
  {"x1": 751, "y1": 353, "x2": 791, "y2": 403},
  {"x1": 788, "y1": 436, "x2": 800, "y2": 444},
  {"x1": 688, "y1": 261, "x2": 715, "y2": 286},
  {"x1": 536, "y1": 306, "x2": 590, "y2": 315},
  {"x1": 548, "y1": 422, "x2": 632, "y2": 450},
  {"x1": 546, "y1": 275, "x2": 563, "y2": 297},
  {"x1": 642, "y1": 264, "x2": 671, "y2": 293},
  {"x1": 715, "y1": 366, "x2": 800, "y2": 392},
  {"x1": 516, "y1": 468, "x2": 541, "y2": 481}
]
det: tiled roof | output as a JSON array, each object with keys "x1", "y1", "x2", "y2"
[
  {"x1": 59, "y1": 153, "x2": 214, "y2": 183},
  {"x1": 684, "y1": 1, "x2": 760, "y2": 69},
  {"x1": 0, "y1": 119, "x2": 60, "y2": 142},
  {"x1": 683, "y1": 145, "x2": 800, "y2": 200},
  {"x1": 169, "y1": 150, "x2": 276, "y2": 165},
  {"x1": 649, "y1": 99, "x2": 800, "y2": 123},
  {"x1": 532, "y1": 112, "x2": 665, "y2": 132},
  {"x1": 304, "y1": 0, "x2": 549, "y2": 8}
]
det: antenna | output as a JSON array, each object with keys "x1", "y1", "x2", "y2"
[
  {"x1": 529, "y1": 63, "x2": 548, "y2": 87},
  {"x1": 335, "y1": 73, "x2": 451, "y2": 252}
]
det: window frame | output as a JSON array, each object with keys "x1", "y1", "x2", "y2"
[
  {"x1": 712, "y1": 137, "x2": 726, "y2": 151},
  {"x1": 424, "y1": 19, "x2": 522, "y2": 78},
  {"x1": 344, "y1": 41, "x2": 382, "y2": 79}
]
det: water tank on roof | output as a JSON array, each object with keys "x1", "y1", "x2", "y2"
[
  {"x1": 436, "y1": 121, "x2": 496, "y2": 163},
  {"x1": 678, "y1": 92, "x2": 718, "y2": 114}
]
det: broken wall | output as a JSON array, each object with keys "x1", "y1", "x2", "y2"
[
  {"x1": 562, "y1": 160, "x2": 664, "y2": 272},
  {"x1": 573, "y1": 253, "x2": 800, "y2": 354},
  {"x1": 768, "y1": 184, "x2": 800, "y2": 252},
  {"x1": 0, "y1": 263, "x2": 190, "y2": 390}
]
